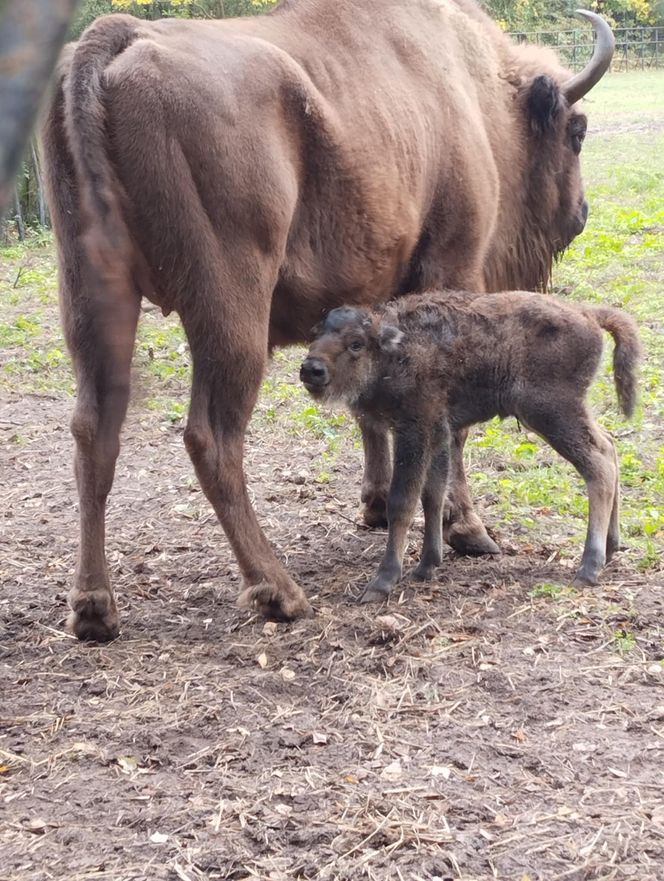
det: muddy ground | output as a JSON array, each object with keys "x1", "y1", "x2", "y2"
[{"x1": 1, "y1": 362, "x2": 663, "y2": 880}]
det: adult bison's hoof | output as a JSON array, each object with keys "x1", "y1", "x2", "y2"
[
  {"x1": 238, "y1": 579, "x2": 313, "y2": 621},
  {"x1": 444, "y1": 518, "x2": 500, "y2": 556},
  {"x1": 361, "y1": 499, "x2": 388, "y2": 529},
  {"x1": 67, "y1": 588, "x2": 120, "y2": 642}
]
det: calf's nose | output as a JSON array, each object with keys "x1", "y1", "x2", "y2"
[{"x1": 300, "y1": 357, "x2": 329, "y2": 387}]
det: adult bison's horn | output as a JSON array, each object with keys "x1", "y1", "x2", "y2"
[{"x1": 562, "y1": 10, "x2": 615, "y2": 105}]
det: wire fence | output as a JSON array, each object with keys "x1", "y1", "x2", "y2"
[{"x1": 508, "y1": 26, "x2": 664, "y2": 72}]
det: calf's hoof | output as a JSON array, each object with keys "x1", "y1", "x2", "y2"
[
  {"x1": 68, "y1": 588, "x2": 120, "y2": 643},
  {"x1": 360, "y1": 586, "x2": 390, "y2": 604},
  {"x1": 411, "y1": 562, "x2": 437, "y2": 582},
  {"x1": 360, "y1": 570, "x2": 399, "y2": 604},
  {"x1": 238, "y1": 578, "x2": 313, "y2": 622},
  {"x1": 605, "y1": 538, "x2": 621, "y2": 563},
  {"x1": 573, "y1": 566, "x2": 601, "y2": 587},
  {"x1": 361, "y1": 500, "x2": 388, "y2": 529},
  {"x1": 444, "y1": 518, "x2": 499, "y2": 557}
]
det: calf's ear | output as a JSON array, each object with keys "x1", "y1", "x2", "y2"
[
  {"x1": 378, "y1": 324, "x2": 404, "y2": 353},
  {"x1": 527, "y1": 74, "x2": 562, "y2": 134}
]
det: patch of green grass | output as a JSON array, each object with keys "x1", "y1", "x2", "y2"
[
  {"x1": 529, "y1": 582, "x2": 577, "y2": 601},
  {"x1": 612, "y1": 628, "x2": 637, "y2": 656}
]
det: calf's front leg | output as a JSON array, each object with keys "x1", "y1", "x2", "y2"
[{"x1": 361, "y1": 425, "x2": 430, "y2": 604}]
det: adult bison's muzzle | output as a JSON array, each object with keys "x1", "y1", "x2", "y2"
[{"x1": 300, "y1": 357, "x2": 330, "y2": 394}]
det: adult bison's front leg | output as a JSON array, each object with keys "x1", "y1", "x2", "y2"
[
  {"x1": 181, "y1": 303, "x2": 311, "y2": 622},
  {"x1": 358, "y1": 413, "x2": 391, "y2": 528},
  {"x1": 443, "y1": 427, "x2": 500, "y2": 556},
  {"x1": 361, "y1": 420, "x2": 499, "y2": 556}
]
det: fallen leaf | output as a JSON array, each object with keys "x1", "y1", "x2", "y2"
[
  {"x1": 312, "y1": 731, "x2": 328, "y2": 744},
  {"x1": 256, "y1": 652, "x2": 268, "y2": 669},
  {"x1": 117, "y1": 755, "x2": 138, "y2": 773},
  {"x1": 24, "y1": 818, "x2": 49, "y2": 834},
  {"x1": 375, "y1": 614, "x2": 404, "y2": 632},
  {"x1": 429, "y1": 765, "x2": 451, "y2": 779},
  {"x1": 651, "y1": 805, "x2": 664, "y2": 828},
  {"x1": 263, "y1": 621, "x2": 278, "y2": 636},
  {"x1": 149, "y1": 831, "x2": 168, "y2": 844},
  {"x1": 512, "y1": 728, "x2": 527, "y2": 742},
  {"x1": 381, "y1": 759, "x2": 402, "y2": 781}
]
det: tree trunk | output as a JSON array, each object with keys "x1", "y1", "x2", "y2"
[
  {"x1": 14, "y1": 184, "x2": 25, "y2": 241},
  {"x1": 30, "y1": 140, "x2": 49, "y2": 227}
]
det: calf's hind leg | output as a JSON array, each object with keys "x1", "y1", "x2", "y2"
[
  {"x1": 603, "y1": 429, "x2": 621, "y2": 561},
  {"x1": 521, "y1": 402, "x2": 617, "y2": 586},
  {"x1": 181, "y1": 285, "x2": 311, "y2": 622}
]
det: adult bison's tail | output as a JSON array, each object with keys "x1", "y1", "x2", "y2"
[
  {"x1": 60, "y1": 15, "x2": 144, "y2": 370},
  {"x1": 65, "y1": 13, "x2": 140, "y2": 277},
  {"x1": 590, "y1": 305, "x2": 642, "y2": 418}
]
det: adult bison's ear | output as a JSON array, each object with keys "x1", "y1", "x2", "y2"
[
  {"x1": 378, "y1": 324, "x2": 404, "y2": 353},
  {"x1": 527, "y1": 75, "x2": 562, "y2": 134}
]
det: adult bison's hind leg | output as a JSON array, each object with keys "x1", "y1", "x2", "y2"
[
  {"x1": 359, "y1": 414, "x2": 391, "y2": 528},
  {"x1": 43, "y1": 73, "x2": 140, "y2": 641},
  {"x1": 443, "y1": 427, "x2": 500, "y2": 556},
  {"x1": 67, "y1": 296, "x2": 140, "y2": 641},
  {"x1": 180, "y1": 282, "x2": 312, "y2": 622}
]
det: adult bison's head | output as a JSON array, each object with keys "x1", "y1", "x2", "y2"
[{"x1": 488, "y1": 10, "x2": 614, "y2": 292}]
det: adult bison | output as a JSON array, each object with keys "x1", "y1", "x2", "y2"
[{"x1": 42, "y1": 0, "x2": 614, "y2": 640}]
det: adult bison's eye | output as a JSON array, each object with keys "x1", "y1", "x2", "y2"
[{"x1": 349, "y1": 339, "x2": 365, "y2": 353}]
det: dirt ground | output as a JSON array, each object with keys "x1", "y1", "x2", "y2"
[{"x1": 1, "y1": 359, "x2": 663, "y2": 880}]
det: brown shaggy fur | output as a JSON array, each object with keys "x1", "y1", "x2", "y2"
[
  {"x1": 301, "y1": 291, "x2": 642, "y2": 597},
  {"x1": 41, "y1": 0, "x2": 608, "y2": 639}
]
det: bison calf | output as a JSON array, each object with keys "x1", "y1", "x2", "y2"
[{"x1": 300, "y1": 290, "x2": 641, "y2": 601}]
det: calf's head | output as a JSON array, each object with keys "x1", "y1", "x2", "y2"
[{"x1": 300, "y1": 306, "x2": 403, "y2": 404}]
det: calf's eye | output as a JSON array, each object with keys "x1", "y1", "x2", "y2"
[{"x1": 349, "y1": 340, "x2": 364, "y2": 352}]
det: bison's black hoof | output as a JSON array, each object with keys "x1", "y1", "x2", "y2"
[
  {"x1": 411, "y1": 563, "x2": 437, "y2": 582},
  {"x1": 572, "y1": 567, "x2": 600, "y2": 587},
  {"x1": 238, "y1": 580, "x2": 313, "y2": 621},
  {"x1": 360, "y1": 569, "x2": 400, "y2": 603},
  {"x1": 360, "y1": 587, "x2": 390, "y2": 604},
  {"x1": 68, "y1": 588, "x2": 120, "y2": 643},
  {"x1": 446, "y1": 524, "x2": 500, "y2": 557},
  {"x1": 361, "y1": 496, "x2": 389, "y2": 529}
]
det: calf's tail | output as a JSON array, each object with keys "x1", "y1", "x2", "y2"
[{"x1": 589, "y1": 305, "x2": 642, "y2": 418}]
